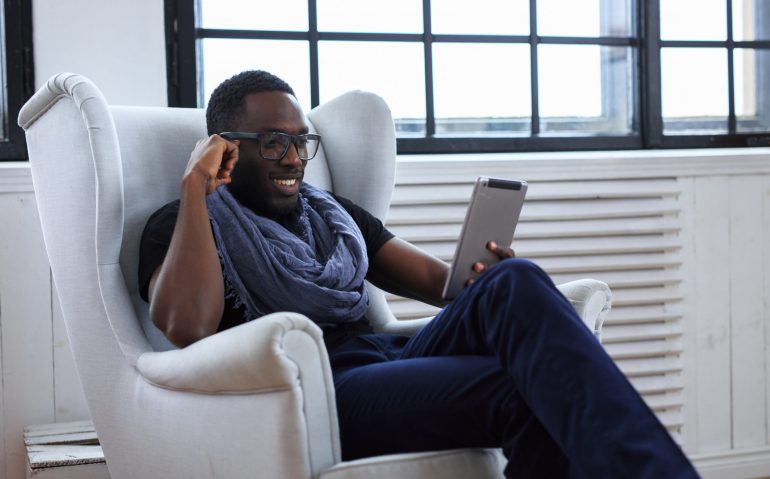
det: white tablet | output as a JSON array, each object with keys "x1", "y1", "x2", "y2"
[{"x1": 441, "y1": 177, "x2": 528, "y2": 300}]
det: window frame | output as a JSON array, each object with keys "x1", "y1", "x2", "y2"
[
  {"x1": 165, "y1": 0, "x2": 770, "y2": 154},
  {"x1": 0, "y1": 0, "x2": 34, "y2": 161}
]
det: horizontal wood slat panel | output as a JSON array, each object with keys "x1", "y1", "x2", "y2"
[
  {"x1": 520, "y1": 198, "x2": 680, "y2": 221},
  {"x1": 409, "y1": 236, "x2": 682, "y2": 261},
  {"x1": 644, "y1": 391, "x2": 685, "y2": 411},
  {"x1": 615, "y1": 356, "x2": 684, "y2": 377},
  {"x1": 629, "y1": 375, "x2": 684, "y2": 395},
  {"x1": 601, "y1": 322, "x2": 683, "y2": 343},
  {"x1": 605, "y1": 305, "x2": 683, "y2": 324},
  {"x1": 549, "y1": 269, "x2": 682, "y2": 289},
  {"x1": 387, "y1": 198, "x2": 679, "y2": 224},
  {"x1": 609, "y1": 287, "x2": 683, "y2": 307},
  {"x1": 388, "y1": 217, "x2": 681, "y2": 242},
  {"x1": 604, "y1": 339, "x2": 684, "y2": 359},
  {"x1": 532, "y1": 253, "x2": 682, "y2": 274},
  {"x1": 391, "y1": 179, "x2": 680, "y2": 204}
]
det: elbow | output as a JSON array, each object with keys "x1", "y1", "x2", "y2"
[
  {"x1": 164, "y1": 323, "x2": 210, "y2": 348},
  {"x1": 150, "y1": 305, "x2": 218, "y2": 348}
]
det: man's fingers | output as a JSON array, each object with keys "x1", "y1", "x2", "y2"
[{"x1": 487, "y1": 240, "x2": 515, "y2": 258}]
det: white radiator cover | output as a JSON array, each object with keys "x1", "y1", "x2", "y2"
[{"x1": 1, "y1": 148, "x2": 769, "y2": 478}]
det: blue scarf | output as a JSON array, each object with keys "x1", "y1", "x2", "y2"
[{"x1": 206, "y1": 183, "x2": 370, "y2": 327}]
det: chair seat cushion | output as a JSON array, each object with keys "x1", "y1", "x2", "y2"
[{"x1": 318, "y1": 448, "x2": 503, "y2": 479}]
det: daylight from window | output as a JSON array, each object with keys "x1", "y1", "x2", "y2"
[{"x1": 199, "y1": 0, "x2": 766, "y2": 140}]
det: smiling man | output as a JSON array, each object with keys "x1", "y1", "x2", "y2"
[{"x1": 138, "y1": 70, "x2": 698, "y2": 478}]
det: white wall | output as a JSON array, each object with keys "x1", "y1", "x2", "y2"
[
  {"x1": 32, "y1": 0, "x2": 167, "y2": 106},
  {"x1": 0, "y1": 4, "x2": 166, "y2": 477}
]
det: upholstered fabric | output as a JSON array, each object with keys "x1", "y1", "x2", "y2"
[
  {"x1": 20, "y1": 72, "x2": 611, "y2": 479},
  {"x1": 319, "y1": 449, "x2": 504, "y2": 479}
]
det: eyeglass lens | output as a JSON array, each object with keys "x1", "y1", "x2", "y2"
[{"x1": 260, "y1": 133, "x2": 319, "y2": 160}]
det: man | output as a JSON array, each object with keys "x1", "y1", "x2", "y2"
[{"x1": 139, "y1": 70, "x2": 698, "y2": 477}]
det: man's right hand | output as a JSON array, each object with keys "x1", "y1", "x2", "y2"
[{"x1": 183, "y1": 134, "x2": 240, "y2": 195}]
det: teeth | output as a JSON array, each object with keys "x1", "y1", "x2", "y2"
[{"x1": 274, "y1": 178, "x2": 297, "y2": 186}]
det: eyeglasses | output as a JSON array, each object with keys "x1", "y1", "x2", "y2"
[{"x1": 219, "y1": 131, "x2": 322, "y2": 161}]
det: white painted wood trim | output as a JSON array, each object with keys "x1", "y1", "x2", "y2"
[
  {"x1": 396, "y1": 147, "x2": 770, "y2": 182},
  {"x1": 3, "y1": 148, "x2": 770, "y2": 193},
  {"x1": 693, "y1": 446, "x2": 770, "y2": 479},
  {"x1": 0, "y1": 162, "x2": 33, "y2": 193}
]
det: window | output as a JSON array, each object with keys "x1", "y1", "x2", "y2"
[
  {"x1": 0, "y1": 0, "x2": 33, "y2": 161},
  {"x1": 165, "y1": 0, "x2": 770, "y2": 153}
]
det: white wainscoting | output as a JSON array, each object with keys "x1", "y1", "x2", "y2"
[{"x1": 0, "y1": 149, "x2": 769, "y2": 478}]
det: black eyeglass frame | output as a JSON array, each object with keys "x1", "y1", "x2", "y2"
[{"x1": 219, "y1": 131, "x2": 323, "y2": 160}]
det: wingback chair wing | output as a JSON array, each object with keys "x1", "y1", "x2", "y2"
[{"x1": 19, "y1": 73, "x2": 611, "y2": 479}]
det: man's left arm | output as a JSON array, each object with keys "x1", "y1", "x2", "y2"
[
  {"x1": 368, "y1": 237, "x2": 515, "y2": 308},
  {"x1": 367, "y1": 237, "x2": 451, "y2": 308}
]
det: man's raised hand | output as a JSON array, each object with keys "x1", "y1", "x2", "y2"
[{"x1": 183, "y1": 134, "x2": 240, "y2": 195}]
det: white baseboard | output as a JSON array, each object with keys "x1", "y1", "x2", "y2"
[{"x1": 692, "y1": 447, "x2": 770, "y2": 479}]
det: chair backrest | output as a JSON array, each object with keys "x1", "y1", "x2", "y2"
[{"x1": 20, "y1": 72, "x2": 397, "y2": 361}]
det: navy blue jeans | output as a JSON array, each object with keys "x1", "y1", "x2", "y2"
[{"x1": 330, "y1": 258, "x2": 698, "y2": 478}]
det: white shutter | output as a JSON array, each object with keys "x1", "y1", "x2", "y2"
[{"x1": 385, "y1": 177, "x2": 685, "y2": 441}]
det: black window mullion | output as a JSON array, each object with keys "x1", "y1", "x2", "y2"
[
  {"x1": 0, "y1": 0, "x2": 34, "y2": 160},
  {"x1": 726, "y1": 0, "x2": 736, "y2": 133},
  {"x1": 308, "y1": 0, "x2": 319, "y2": 108},
  {"x1": 166, "y1": 0, "x2": 197, "y2": 107},
  {"x1": 640, "y1": 0, "x2": 662, "y2": 147},
  {"x1": 423, "y1": 0, "x2": 435, "y2": 136},
  {"x1": 529, "y1": 0, "x2": 540, "y2": 136}
]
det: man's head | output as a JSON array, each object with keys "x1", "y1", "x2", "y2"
[
  {"x1": 206, "y1": 70, "x2": 296, "y2": 136},
  {"x1": 207, "y1": 70, "x2": 312, "y2": 219}
]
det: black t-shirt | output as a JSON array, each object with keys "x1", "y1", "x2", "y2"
[{"x1": 138, "y1": 192, "x2": 394, "y2": 349}]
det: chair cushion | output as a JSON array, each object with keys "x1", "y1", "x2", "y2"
[{"x1": 318, "y1": 449, "x2": 504, "y2": 479}]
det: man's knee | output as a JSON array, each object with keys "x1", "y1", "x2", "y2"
[
  {"x1": 477, "y1": 258, "x2": 557, "y2": 304},
  {"x1": 486, "y1": 258, "x2": 545, "y2": 284}
]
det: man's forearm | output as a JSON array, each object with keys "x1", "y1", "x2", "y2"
[{"x1": 149, "y1": 173, "x2": 225, "y2": 347}]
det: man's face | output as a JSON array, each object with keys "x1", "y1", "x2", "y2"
[{"x1": 226, "y1": 91, "x2": 310, "y2": 218}]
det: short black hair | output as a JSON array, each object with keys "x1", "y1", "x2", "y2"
[{"x1": 206, "y1": 70, "x2": 296, "y2": 135}]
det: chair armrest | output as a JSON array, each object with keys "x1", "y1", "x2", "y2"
[
  {"x1": 378, "y1": 317, "x2": 433, "y2": 336},
  {"x1": 556, "y1": 279, "x2": 612, "y2": 340},
  {"x1": 136, "y1": 312, "x2": 328, "y2": 393},
  {"x1": 378, "y1": 278, "x2": 611, "y2": 341},
  {"x1": 136, "y1": 312, "x2": 342, "y2": 476}
]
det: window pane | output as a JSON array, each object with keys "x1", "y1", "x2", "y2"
[
  {"x1": 200, "y1": 39, "x2": 311, "y2": 111},
  {"x1": 733, "y1": 0, "x2": 770, "y2": 41},
  {"x1": 431, "y1": 0, "x2": 529, "y2": 35},
  {"x1": 199, "y1": 0, "x2": 308, "y2": 31},
  {"x1": 661, "y1": 48, "x2": 728, "y2": 134},
  {"x1": 660, "y1": 0, "x2": 726, "y2": 40},
  {"x1": 539, "y1": 45, "x2": 633, "y2": 135},
  {"x1": 432, "y1": 43, "x2": 530, "y2": 135},
  {"x1": 318, "y1": 42, "x2": 425, "y2": 134},
  {"x1": 538, "y1": 0, "x2": 633, "y2": 37},
  {"x1": 317, "y1": 0, "x2": 422, "y2": 33},
  {"x1": 735, "y1": 48, "x2": 770, "y2": 132}
]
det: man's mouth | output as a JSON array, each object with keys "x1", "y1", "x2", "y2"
[
  {"x1": 273, "y1": 178, "x2": 297, "y2": 187},
  {"x1": 271, "y1": 175, "x2": 301, "y2": 196}
]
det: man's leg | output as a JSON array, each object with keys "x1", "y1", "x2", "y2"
[
  {"x1": 399, "y1": 258, "x2": 697, "y2": 478},
  {"x1": 333, "y1": 352, "x2": 575, "y2": 478}
]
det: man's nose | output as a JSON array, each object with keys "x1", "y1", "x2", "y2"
[{"x1": 279, "y1": 142, "x2": 302, "y2": 167}]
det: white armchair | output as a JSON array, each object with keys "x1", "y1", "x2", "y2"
[{"x1": 19, "y1": 73, "x2": 611, "y2": 478}]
